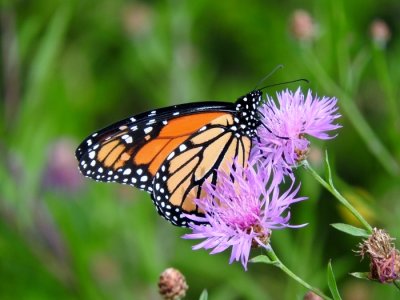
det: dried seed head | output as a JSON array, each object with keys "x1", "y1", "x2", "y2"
[
  {"x1": 158, "y1": 268, "x2": 188, "y2": 300},
  {"x1": 357, "y1": 228, "x2": 400, "y2": 283}
]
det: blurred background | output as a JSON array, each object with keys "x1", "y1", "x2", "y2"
[{"x1": 1, "y1": 0, "x2": 400, "y2": 299}]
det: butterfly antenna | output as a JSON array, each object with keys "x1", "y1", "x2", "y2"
[
  {"x1": 258, "y1": 110, "x2": 289, "y2": 140},
  {"x1": 259, "y1": 78, "x2": 309, "y2": 91},
  {"x1": 253, "y1": 65, "x2": 284, "y2": 90}
]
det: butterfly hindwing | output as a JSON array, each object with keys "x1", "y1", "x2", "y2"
[{"x1": 151, "y1": 113, "x2": 252, "y2": 226}]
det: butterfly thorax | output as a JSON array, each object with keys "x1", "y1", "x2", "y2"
[{"x1": 232, "y1": 90, "x2": 262, "y2": 137}]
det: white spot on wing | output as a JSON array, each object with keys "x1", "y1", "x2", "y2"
[
  {"x1": 144, "y1": 127, "x2": 153, "y2": 134},
  {"x1": 123, "y1": 169, "x2": 132, "y2": 175},
  {"x1": 89, "y1": 151, "x2": 96, "y2": 159},
  {"x1": 167, "y1": 151, "x2": 175, "y2": 160}
]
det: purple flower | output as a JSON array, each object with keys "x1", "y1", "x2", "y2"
[
  {"x1": 250, "y1": 88, "x2": 341, "y2": 180},
  {"x1": 43, "y1": 138, "x2": 84, "y2": 192},
  {"x1": 182, "y1": 162, "x2": 306, "y2": 270}
]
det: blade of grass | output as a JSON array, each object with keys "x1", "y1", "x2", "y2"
[{"x1": 327, "y1": 261, "x2": 342, "y2": 300}]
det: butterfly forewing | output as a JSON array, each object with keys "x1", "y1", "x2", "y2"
[{"x1": 76, "y1": 102, "x2": 235, "y2": 193}]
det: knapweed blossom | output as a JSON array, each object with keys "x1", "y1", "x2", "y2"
[
  {"x1": 251, "y1": 88, "x2": 341, "y2": 180},
  {"x1": 182, "y1": 162, "x2": 306, "y2": 270}
]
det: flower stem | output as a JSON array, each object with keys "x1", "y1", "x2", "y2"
[
  {"x1": 265, "y1": 247, "x2": 332, "y2": 300},
  {"x1": 302, "y1": 159, "x2": 373, "y2": 233},
  {"x1": 394, "y1": 280, "x2": 400, "y2": 292}
]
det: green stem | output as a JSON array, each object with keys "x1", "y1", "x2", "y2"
[
  {"x1": 393, "y1": 280, "x2": 400, "y2": 292},
  {"x1": 302, "y1": 160, "x2": 373, "y2": 233},
  {"x1": 372, "y1": 45, "x2": 399, "y2": 125},
  {"x1": 264, "y1": 248, "x2": 332, "y2": 300}
]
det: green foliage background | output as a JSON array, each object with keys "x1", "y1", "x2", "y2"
[{"x1": 1, "y1": 0, "x2": 400, "y2": 299}]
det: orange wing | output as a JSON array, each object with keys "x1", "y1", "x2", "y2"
[{"x1": 76, "y1": 109, "x2": 232, "y2": 193}]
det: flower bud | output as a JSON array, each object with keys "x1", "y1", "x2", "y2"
[
  {"x1": 122, "y1": 2, "x2": 153, "y2": 37},
  {"x1": 290, "y1": 9, "x2": 316, "y2": 41},
  {"x1": 158, "y1": 268, "x2": 188, "y2": 300},
  {"x1": 370, "y1": 19, "x2": 391, "y2": 48},
  {"x1": 304, "y1": 291, "x2": 323, "y2": 300}
]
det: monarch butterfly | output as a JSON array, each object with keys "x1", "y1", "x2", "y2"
[{"x1": 75, "y1": 90, "x2": 262, "y2": 227}]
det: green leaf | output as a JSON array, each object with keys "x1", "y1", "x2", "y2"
[
  {"x1": 350, "y1": 272, "x2": 371, "y2": 280},
  {"x1": 199, "y1": 289, "x2": 208, "y2": 300},
  {"x1": 249, "y1": 255, "x2": 274, "y2": 264},
  {"x1": 331, "y1": 223, "x2": 370, "y2": 237},
  {"x1": 327, "y1": 261, "x2": 342, "y2": 300}
]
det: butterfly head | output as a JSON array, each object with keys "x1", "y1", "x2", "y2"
[{"x1": 233, "y1": 90, "x2": 262, "y2": 137}]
